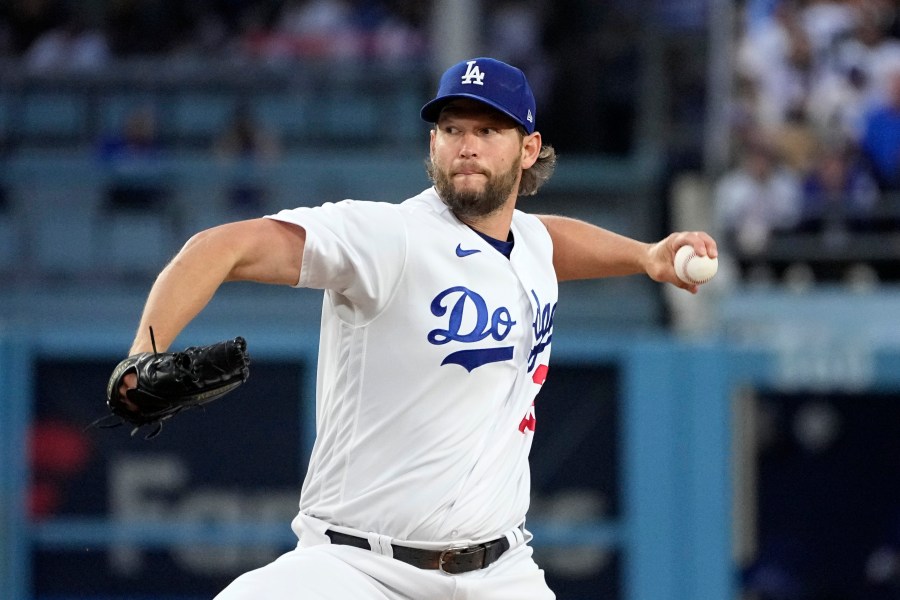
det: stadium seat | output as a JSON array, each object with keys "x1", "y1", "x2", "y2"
[
  {"x1": 13, "y1": 92, "x2": 87, "y2": 139},
  {"x1": 315, "y1": 92, "x2": 379, "y2": 139},
  {"x1": 170, "y1": 93, "x2": 239, "y2": 140},
  {"x1": 253, "y1": 94, "x2": 311, "y2": 141}
]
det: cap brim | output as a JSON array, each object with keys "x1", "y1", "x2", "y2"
[{"x1": 420, "y1": 94, "x2": 528, "y2": 131}]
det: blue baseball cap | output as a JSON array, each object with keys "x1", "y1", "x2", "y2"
[{"x1": 421, "y1": 57, "x2": 536, "y2": 134}]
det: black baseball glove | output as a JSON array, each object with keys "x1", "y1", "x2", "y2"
[{"x1": 98, "y1": 331, "x2": 250, "y2": 438}]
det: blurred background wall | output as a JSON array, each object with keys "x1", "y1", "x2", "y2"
[{"x1": 1, "y1": 1, "x2": 900, "y2": 599}]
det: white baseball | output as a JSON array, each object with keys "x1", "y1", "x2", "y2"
[{"x1": 674, "y1": 245, "x2": 718, "y2": 285}]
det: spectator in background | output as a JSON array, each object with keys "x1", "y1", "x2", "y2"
[
  {"x1": 245, "y1": 0, "x2": 425, "y2": 62},
  {"x1": 484, "y1": 0, "x2": 552, "y2": 106},
  {"x1": 861, "y1": 64, "x2": 900, "y2": 192},
  {"x1": 98, "y1": 105, "x2": 163, "y2": 164},
  {"x1": 797, "y1": 141, "x2": 880, "y2": 242},
  {"x1": 1, "y1": 0, "x2": 66, "y2": 55},
  {"x1": 772, "y1": 103, "x2": 819, "y2": 175},
  {"x1": 97, "y1": 106, "x2": 169, "y2": 211},
  {"x1": 807, "y1": 59, "x2": 871, "y2": 142},
  {"x1": 214, "y1": 103, "x2": 281, "y2": 161},
  {"x1": 24, "y1": 13, "x2": 109, "y2": 71},
  {"x1": 364, "y1": 0, "x2": 427, "y2": 62},
  {"x1": 808, "y1": 3, "x2": 900, "y2": 140},
  {"x1": 278, "y1": 0, "x2": 352, "y2": 36},
  {"x1": 864, "y1": 508, "x2": 900, "y2": 599},
  {"x1": 714, "y1": 137, "x2": 801, "y2": 257},
  {"x1": 736, "y1": 0, "x2": 815, "y2": 130},
  {"x1": 798, "y1": 0, "x2": 858, "y2": 77},
  {"x1": 843, "y1": 2, "x2": 900, "y2": 107},
  {"x1": 275, "y1": 0, "x2": 356, "y2": 58},
  {"x1": 213, "y1": 103, "x2": 281, "y2": 215}
]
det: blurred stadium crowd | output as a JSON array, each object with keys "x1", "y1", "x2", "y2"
[
  {"x1": 0, "y1": 0, "x2": 656, "y2": 290},
  {"x1": 0, "y1": 0, "x2": 428, "y2": 64},
  {"x1": 5, "y1": 0, "x2": 899, "y2": 286},
  {"x1": 0, "y1": 1, "x2": 642, "y2": 155},
  {"x1": 715, "y1": 0, "x2": 900, "y2": 285}
]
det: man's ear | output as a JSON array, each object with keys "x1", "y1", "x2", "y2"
[
  {"x1": 521, "y1": 132, "x2": 542, "y2": 169},
  {"x1": 430, "y1": 127, "x2": 436, "y2": 157}
]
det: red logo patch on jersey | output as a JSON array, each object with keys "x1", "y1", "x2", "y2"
[
  {"x1": 519, "y1": 402, "x2": 536, "y2": 433},
  {"x1": 520, "y1": 365, "x2": 547, "y2": 433}
]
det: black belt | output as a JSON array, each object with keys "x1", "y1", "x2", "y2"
[{"x1": 325, "y1": 529, "x2": 512, "y2": 574}]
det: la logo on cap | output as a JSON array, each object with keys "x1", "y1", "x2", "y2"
[
  {"x1": 461, "y1": 60, "x2": 485, "y2": 86},
  {"x1": 419, "y1": 57, "x2": 537, "y2": 134}
]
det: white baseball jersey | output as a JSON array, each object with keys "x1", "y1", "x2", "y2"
[{"x1": 267, "y1": 187, "x2": 557, "y2": 544}]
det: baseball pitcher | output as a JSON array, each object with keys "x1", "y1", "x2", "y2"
[{"x1": 106, "y1": 57, "x2": 717, "y2": 599}]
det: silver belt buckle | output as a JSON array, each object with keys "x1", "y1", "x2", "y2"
[{"x1": 438, "y1": 543, "x2": 470, "y2": 575}]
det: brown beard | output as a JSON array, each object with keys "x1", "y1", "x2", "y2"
[{"x1": 427, "y1": 156, "x2": 521, "y2": 221}]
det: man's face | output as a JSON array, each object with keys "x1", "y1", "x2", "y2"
[{"x1": 428, "y1": 100, "x2": 526, "y2": 221}]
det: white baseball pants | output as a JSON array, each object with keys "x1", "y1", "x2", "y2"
[{"x1": 215, "y1": 515, "x2": 555, "y2": 600}]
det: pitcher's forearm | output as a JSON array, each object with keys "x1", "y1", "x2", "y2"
[
  {"x1": 129, "y1": 233, "x2": 239, "y2": 354},
  {"x1": 537, "y1": 214, "x2": 718, "y2": 289},
  {"x1": 126, "y1": 219, "x2": 306, "y2": 355},
  {"x1": 129, "y1": 271, "x2": 223, "y2": 354},
  {"x1": 537, "y1": 215, "x2": 652, "y2": 281}
]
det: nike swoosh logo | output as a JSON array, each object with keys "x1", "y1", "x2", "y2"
[{"x1": 455, "y1": 244, "x2": 481, "y2": 257}]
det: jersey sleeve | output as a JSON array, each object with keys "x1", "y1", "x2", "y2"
[{"x1": 266, "y1": 200, "x2": 407, "y2": 310}]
